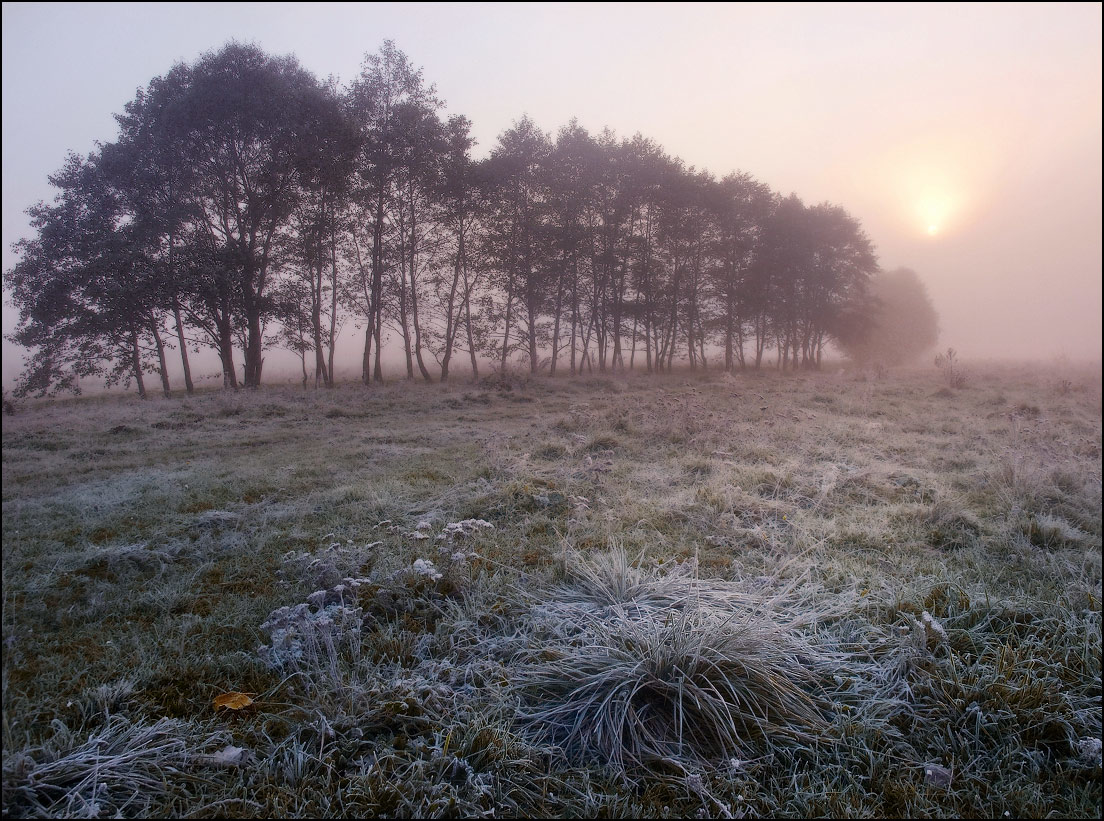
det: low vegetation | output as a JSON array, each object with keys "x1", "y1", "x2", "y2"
[{"x1": 2, "y1": 362, "x2": 1100, "y2": 818}]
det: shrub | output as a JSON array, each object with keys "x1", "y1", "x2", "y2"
[{"x1": 935, "y1": 347, "x2": 967, "y2": 388}]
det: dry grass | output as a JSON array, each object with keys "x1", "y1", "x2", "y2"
[{"x1": 2, "y1": 361, "x2": 1100, "y2": 817}]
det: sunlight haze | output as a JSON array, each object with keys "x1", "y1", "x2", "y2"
[{"x1": 3, "y1": 2, "x2": 1101, "y2": 386}]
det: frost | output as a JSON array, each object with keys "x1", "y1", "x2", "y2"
[
  {"x1": 909, "y1": 609, "x2": 948, "y2": 650},
  {"x1": 436, "y1": 519, "x2": 495, "y2": 542},
  {"x1": 258, "y1": 600, "x2": 363, "y2": 669},
  {"x1": 1076, "y1": 737, "x2": 1102, "y2": 763},
  {"x1": 411, "y1": 558, "x2": 443, "y2": 581},
  {"x1": 920, "y1": 610, "x2": 947, "y2": 640}
]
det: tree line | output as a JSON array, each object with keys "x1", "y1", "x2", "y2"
[{"x1": 7, "y1": 41, "x2": 882, "y2": 397}]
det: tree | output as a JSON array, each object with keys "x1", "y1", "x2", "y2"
[
  {"x1": 348, "y1": 40, "x2": 442, "y2": 383},
  {"x1": 838, "y1": 267, "x2": 939, "y2": 366},
  {"x1": 545, "y1": 120, "x2": 600, "y2": 375},
  {"x1": 284, "y1": 77, "x2": 361, "y2": 387},
  {"x1": 800, "y1": 202, "x2": 879, "y2": 369},
  {"x1": 706, "y1": 172, "x2": 772, "y2": 371},
  {"x1": 7, "y1": 153, "x2": 166, "y2": 397},
  {"x1": 10, "y1": 38, "x2": 898, "y2": 392},
  {"x1": 428, "y1": 115, "x2": 486, "y2": 381},
  {"x1": 168, "y1": 42, "x2": 343, "y2": 388},
  {"x1": 104, "y1": 62, "x2": 199, "y2": 393},
  {"x1": 483, "y1": 116, "x2": 553, "y2": 373}
]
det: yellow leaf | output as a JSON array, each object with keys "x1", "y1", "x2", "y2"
[{"x1": 213, "y1": 691, "x2": 255, "y2": 712}]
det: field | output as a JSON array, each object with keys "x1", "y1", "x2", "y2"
[{"x1": 2, "y1": 362, "x2": 1101, "y2": 818}]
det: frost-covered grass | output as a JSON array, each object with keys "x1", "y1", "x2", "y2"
[{"x1": 2, "y1": 362, "x2": 1101, "y2": 817}]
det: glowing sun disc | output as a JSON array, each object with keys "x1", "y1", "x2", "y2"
[{"x1": 927, "y1": 224, "x2": 940, "y2": 236}]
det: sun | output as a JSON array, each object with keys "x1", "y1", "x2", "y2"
[{"x1": 915, "y1": 191, "x2": 954, "y2": 238}]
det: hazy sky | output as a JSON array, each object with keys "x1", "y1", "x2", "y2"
[{"x1": 3, "y1": 2, "x2": 1101, "y2": 386}]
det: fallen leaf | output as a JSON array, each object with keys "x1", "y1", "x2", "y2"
[
  {"x1": 197, "y1": 744, "x2": 252, "y2": 767},
  {"x1": 212, "y1": 691, "x2": 254, "y2": 712},
  {"x1": 923, "y1": 763, "x2": 952, "y2": 788}
]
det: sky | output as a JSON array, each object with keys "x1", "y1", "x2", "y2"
[{"x1": 2, "y1": 2, "x2": 1101, "y2": 387}]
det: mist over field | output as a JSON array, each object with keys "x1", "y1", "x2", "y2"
[
  {"x1": 2, "y1": 3, "x2": 1101, "y2": 391},
  {"x1": 1, "y1": 4, "x2": 1101, "y2": 820}
]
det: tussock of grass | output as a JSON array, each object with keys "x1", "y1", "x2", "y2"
[
  {"x1": 2, "y1": 716, "x2": 228, "y2": 818},
  {"x1": 920, "y1": 498, "x2": 984, "y2": 550},
  {"x1": 514, "y1": 549, "x2": 838, "y2": 776},
  {"x1": 517, "y1": 605, "x2": 827, "y2": 775}
]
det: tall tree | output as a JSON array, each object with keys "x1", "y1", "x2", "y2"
[
  {"x1": 284, "y1": 77, "x2": 361, "y2": 387},
  {"x1": 348, "y1": 40, "x2": 441, "y2": 383},
  {"x1": 483, "y1": 116, "x2": 553, "y2": 373},
  {"x1": 105, "y1": 63, "x2": 199, "y2": 393},
  {"x1": 8, "y1": 153, "x2": 165, "y2": 397},
  {"x1": 168, "y1": 42, "x2": 340, "y2": 388},
  {"x1": 707, "y1": 172, "x2": 772, "y2": 371},
  {"x1": 801, "y1": 202, "x2": 879, "y2": 368},
  {"x1": 546, "y1": 120, "x2": 599, "y2": 375},
  {"x1": 429, "y1": 115, "x2": 486, "y2": 381}
]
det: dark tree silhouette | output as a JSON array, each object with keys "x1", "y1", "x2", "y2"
[
  {"x1": 8, "y1": 154, "x2": 166, "y2": 397},
  {"x1": 8, "y1": 38, "x2": 896, "y2": 396}
]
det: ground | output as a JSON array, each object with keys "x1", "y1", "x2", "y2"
[{"x1": 2, "y1": 362, "x2": 1101, "y2": 818}]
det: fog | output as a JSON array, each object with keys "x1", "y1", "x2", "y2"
[{"x1": 3, "y1": 3, "x2": 1100, "y2": 389}]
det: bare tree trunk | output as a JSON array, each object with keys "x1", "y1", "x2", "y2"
[
  {"x1": 149, "y1": 314, "x2": 171, "y2": 397},
  {"x1": 352, "y1": 229, "x2": 374, "y2": 386},
  {"x1": 130, "y1": 327, "x2": 147, "y2": 399},
  {"x1": 312, "y1": 256, "x2": 329, "y2": 388},
  {"x1": 327, "y1": 218, "x2": 340, "y2": 387},
  {"x1": 550, "y1": 251, "x2": 565, "y2": 376},
  {"x1": 217, "y1": 314, "x2": 238, "y2": 389},
  {"x1": 527, "y1": 297, "x2": 538, "y2": 374},
  {"x1": 406, "y1": 189, "x2": 432, "y2": 382},
  {"x1": 167, "y1": 233, "x2": 194, "y2": 394},
  {"x1": 440, "y1": 220, "x2": 468, "y2": 382},
  {"x1": 569, "y1": 256, "x2": 579, "y2": 376},
  {"x1": 440, "y1": 263, "x2": 459, "y2": 382},
  {"x1": 244, "y1": 309, "x2": 264, "y2": 388},
  {"x1": 465, "y1": 300, "x2": 479, "y2": 379},
  {"x1": 461, "y1": 252, "x2": 479, "y2": 380},
  {"x1": 172, "y1": 297, "x2": 194, "y2": 394},
  {"x1": 629, "y1": 311, "x2": 638, "y2": 370},
  {"x1": 397, "y1": 237, "x2": 414, "y2": 378},
  {"x1": 362, "y1": 324, "x2": 373, "y2": 386},
  {"x1": 372, "y1": 192, "x2": 385, "y2": 383},
  {"x1": 697, "y1": 311, "x2": 707, "y2": 369},
  {"x1": 724, "y1": 304, "x2": 734, "y2": 372},
  {"x1": 501, "y1": 272, "x2": 515, "y2": 372},
  {"x1": 410, "y1": 267, "x2": 432, "y2": 383}
]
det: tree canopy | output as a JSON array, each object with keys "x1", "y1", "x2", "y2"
[
  {"x1": 7, "y1": 39, "x2": 908, "y2": 396},
  {"x1": 836, "y1": 267, "x2": 940, "y2": 367}
]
